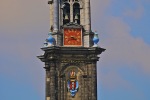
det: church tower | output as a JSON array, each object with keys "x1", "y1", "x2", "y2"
[{"x1": 38, "y1": 0, "x2": 105, "y2": 100}]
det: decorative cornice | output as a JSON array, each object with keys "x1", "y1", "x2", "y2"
[
  {"x1": 37, "y1": 46, "x2": 105, "y2": 63},
  {"x1": 62, "y1": 22, "x2": 83, "y2": 28}
]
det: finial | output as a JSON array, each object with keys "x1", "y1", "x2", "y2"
[
  {"x1": 44, "y1": 32, "x2": 55, "y2": 47},
  {"x1": 93, "y1": 31, "x2": 100, "y2": 47}
]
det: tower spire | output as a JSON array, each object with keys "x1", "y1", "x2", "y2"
[{"x1": 38, "y1": 1, "x2": 106, "y2": 100}]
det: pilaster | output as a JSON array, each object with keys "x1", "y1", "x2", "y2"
[
  {"x1": 49, "y1": 2, "x2": 54, "y2": 30},
  {"x1": 84, "y1": 0, "x2": 91, "y2": 32},
  {"x1": 84, "y1": 32, "x2": 94, "y2": 47},
  {"x1": 70, "y1": 2, "x2": 73, "y2": 22},
  {"x1": 49, "y1": 61, "x2": 57, "y2": 100},
  {"x1": 91, "y1": 62, "x2": 97, "y2": 100},
  {"x1": 80, "y1": 7, "x2": 84, "y2": 27},
  {"x1": 53, "y1": 0, "x2": 59, "y2": 32},
  {"x1": 45, "y1": 62, "x2": 50, "y2": 100},
  {"x1": 52, "y1": 33, "x2": 63, "y2": 46},
  {"x1": 60, "y1": 77, "x2": 64, "y2": 100}
]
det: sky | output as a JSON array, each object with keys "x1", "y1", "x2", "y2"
[{"x1": 0, "y1": 0, "x2": 150, "y2": 100}]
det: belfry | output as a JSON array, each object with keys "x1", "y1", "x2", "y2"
[{"x1": 38, "y1": 0, "x2": 105, "y2": 100}]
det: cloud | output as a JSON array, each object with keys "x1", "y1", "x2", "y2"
[
  {"x1": 0, "y1": 0, "x2": 49, "y2": 35},
  {"x1": 91, "y1": 0, "x2": 111, "y2": 16},
  {"x1": 123, "y1": 0, "x2": 144, "y2": 19},
  {"x1": 99, "y1": 70, "x2": 132, "y2": 90},
  {"x1": 99, "y1": 16, "x2": 150, "y2": 73},
  {"x1": 97, "y1": 69, "x2": 147, "y2": 99},
  {"x1": 96, "y1": 15, "x2": 150, "y2": 92},
  {"x1": 91, "y1": 1, "x2": 150, "y2": 94},
  {"x1": 91, "y1": 0, "x2": 112, "y2": 27},
  {"x1": 0, "y1": 1, "x2": 47, "y2": 96},
  {"x1": 91, "y1": 0, "x2": 150, "y2": 73}
]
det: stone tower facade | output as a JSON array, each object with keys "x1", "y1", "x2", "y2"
[{"x1": 38, "y1": 0, "x2": 105, "y2": 100}]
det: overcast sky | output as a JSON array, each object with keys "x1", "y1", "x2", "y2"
[{"x1": 0, "y1": 0, "x2": 150, "y2": 100}]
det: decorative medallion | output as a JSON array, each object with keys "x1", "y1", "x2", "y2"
[{"x1": 67, "y1": 70, "x2": 79, "y2": 97}]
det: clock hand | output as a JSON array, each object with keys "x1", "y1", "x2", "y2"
[{"x1": 70, "y1": 36, "x2": 77, "y2": 40}]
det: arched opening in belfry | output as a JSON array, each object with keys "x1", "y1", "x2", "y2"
[
  {"x1": 73, "y1": 3, "x2": 80, "y2": 24},
  {"x1": 63, "y1": 3, "x2": 70, "y2": 25}
]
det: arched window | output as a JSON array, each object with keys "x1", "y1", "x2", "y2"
[
  {"x1": 63, "y1": 3, "x2": 70, "y2": 25},
  {"x1": 73, "y1": 3, "x2": 80, "y2": 24}
]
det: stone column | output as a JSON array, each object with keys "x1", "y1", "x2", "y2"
[
  {"x1": 87, "y1": 63, "x2": 92, "y2": 100},
  {"x1": 84, "y1": 0, "x2": 91, "y2": 32},
  {"x1": 77, "y1": 75, "x2": 82, "y2": 100},
  {"x1": 80, "y1": 7, "x2": 84, "y2": 26},
  {"x1": 81, "y1": 75, "x2": 84, "y2": 100},
  {"x1": 83, "y1": 0, "x2": 92, "y2": 47},
  {"x1": 58, "y1": 72, "x2": 61, "y2": 100},
  {"x1": 45, "y1": 63, "x2": 50, "y2": 100},
  {"x1": 84, "y1": 77, "x2": 88, "y2": 100},
  {"x1": 64, "y1": 80, "x2": 66, "y2": 100},
  {"x1": 49, "y1": 3, "x2": 53, "y2": 31},
  {"x1": 53, "y1": 0, "x2": 59, "y2": 32},
  {"x1": 70, "y1": 2, "x2": 73, "y2": 22},
  {"x1": 60, "y1": 4, "x2": 63, "y2": 26},
  {"x1": 60, "y1": 78, "x2": 64, "y2": 100},
  {"x1": 91, "y1": 62, "x2": 97, "y2": 100},
  {"x1": 49, "y1": 62, "x2": 56, "y2": 100}
]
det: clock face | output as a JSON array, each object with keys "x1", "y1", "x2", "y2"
[{"x1": 64, "y1": 28, "x2": 82, "y2": 46}]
